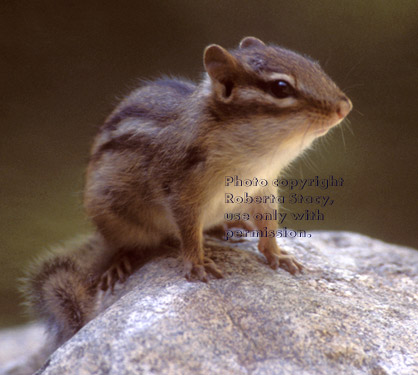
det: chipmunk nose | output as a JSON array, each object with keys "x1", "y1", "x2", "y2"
[{"x1": 336, "y1": 97, "x2": 353, "y2": 119}]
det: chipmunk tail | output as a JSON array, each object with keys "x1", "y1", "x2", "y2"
[{"x1": 21, "y1": 235, "x2": 102, "y2": 346}]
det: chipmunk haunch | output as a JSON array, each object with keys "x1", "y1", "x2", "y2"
[{"x1": 25, "y1": 36, "x2": 352, "y2": 352}]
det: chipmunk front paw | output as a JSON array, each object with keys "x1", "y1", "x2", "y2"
[
  {"x1": 183, "y1": 257, "x2": 224, "y2": 282},
  {"x1": 267, "y1": 252, "x2": 303, "y2": 275},
  {"x1": 258, "y1": 240, "x2": 303, "y2": 275}
]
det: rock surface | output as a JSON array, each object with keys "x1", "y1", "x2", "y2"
[
  {"x1": 1, "y1": 231, "x2": 418, "y2": 375},
  {"x1": 0, "y1": 323, "x2": 46, "y2": 374}
]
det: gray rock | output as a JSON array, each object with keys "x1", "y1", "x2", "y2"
[
  {"x1": 2, "y1": 231, "x2": 418, "y2": 375},
  {"x1": 0, "y1": 323, "x2": 46, "y2": 375}
]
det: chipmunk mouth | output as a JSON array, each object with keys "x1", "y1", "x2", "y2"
[
  {"x1": 311, "y1": 117, "x2": 344, "y2": 136},
  {"x1": 312, "y1": 127, "x2": 330, "y2": 136},
  {"x1": 311, "y1": 97, "x2": 352, "y2": 136}
]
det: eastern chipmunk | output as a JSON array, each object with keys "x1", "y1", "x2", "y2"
[{"x1": 24, "y1": 37, "x2": 352, "y2": 351}]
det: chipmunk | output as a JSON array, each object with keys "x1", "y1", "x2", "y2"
[{"x1": 23, "y1": 36, "x2": 352, "y2": 353}]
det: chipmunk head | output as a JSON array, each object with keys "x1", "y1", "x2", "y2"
[{"x1": 203, "y1": 36, "x2": 352, "y2": 139}]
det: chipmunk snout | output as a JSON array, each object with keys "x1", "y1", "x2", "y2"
[{"x1": 336, "y1": 97, "x2": 353, "y2": 119}]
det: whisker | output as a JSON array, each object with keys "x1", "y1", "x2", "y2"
[
  {"x1": 298, "y1": 164, "x2": 305, "y2": 180},
  {"x1": 279, "y1": 205, "x2": 293, "y2": 214},
  {"x1": 343, "y1": 119, "x2": 355, "y2": 136},
  {"x1": 300, "y1": 119, "x2": 313, "y2": 151},
  {"x1": 342, "y1": 83, "x2": 364, "y2": 93},
  {"x1": 300, "y1": 142, "x2": 319, "y2": 173},
  {"x1": 339, "y1": 125, "x2": 346, "y2": 151},
  {"x1": 343, "y1": 58, "x2": 363, "y2": 83}
]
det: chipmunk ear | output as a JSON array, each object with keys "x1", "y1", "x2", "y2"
[
  {"x1": 204, "y1": 44, "x2": 239, "y2": 84},
  {"x1": 239, "y1": 36, "x2": 266, "y2": 49}
]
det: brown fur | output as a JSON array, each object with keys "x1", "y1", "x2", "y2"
[
  {"x1": 24, "y1": 37, "x2": 352, "y2": 356},
  {"x1": 22, "y1": 234, "x2": 111, "y2": 345}
]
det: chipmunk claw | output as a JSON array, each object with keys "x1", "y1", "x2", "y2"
[
  {"x1": 185, "y1": 266, "x2": 208, "y2": 282},
  {"x1": 203, "y1": 257, "x2": 224, "y2": 279},
  {"x1": 269, "y1": 254, "x2": 303, "y2": 275},
  {"x1": 184, "y1": 257, "x2": 223, "y2": 282},
  {"x1": 99, "y1": 255, "x2": 133, "y2": 292}
]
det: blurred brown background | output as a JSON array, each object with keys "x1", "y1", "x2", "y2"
[{"x1": 1, "y1": 1, "x2": 417, "y2": 327}]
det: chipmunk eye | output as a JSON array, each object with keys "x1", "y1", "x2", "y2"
[{"x1": 270, "y1": 80, "x2": 294, "y2": 99}]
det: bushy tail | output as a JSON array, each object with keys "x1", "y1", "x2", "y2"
[{"x1": 22, "y1": 233, "x2": 109, "y2": 347}]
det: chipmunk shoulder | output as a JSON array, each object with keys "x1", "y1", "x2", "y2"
[{"x1": 24, "y1": 36, "x2": 352, "y2": 356}]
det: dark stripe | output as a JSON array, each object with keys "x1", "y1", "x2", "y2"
[
  {"x1": 90, "y1": 133, "x2": 153, "y2": 162},
  {"x1": 35, "y1": 257, "x2": 78, "y2": 284},
  {"x1": 250, "y1": 76, "x2": 300, "y2": 101},
  {"x1": 103, "y1": 106, "x2": 150, "y2": 131},
  {"x1": 207, "y1": 98, "x2": 298, "y2": 122},
  {"x1": 206, "y1": 72, "x2": 304, "y2": 122}
]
